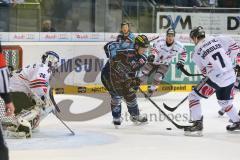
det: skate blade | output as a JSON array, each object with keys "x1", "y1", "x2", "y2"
[
  {"x1": 114, "y1": 125, "x2": 120, "y2": 129},
  {"x1": 132, "y1": 121, "x2": 148, "y2": 126},
  {"x1": 227, "y1": 130, "x2": 240, "y2": 134},
  {"x1": 184, "y1": 131, "x2": 203, "y2": 137}
]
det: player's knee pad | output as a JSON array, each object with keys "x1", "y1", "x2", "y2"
[{"x1": 218, "y1": 100, "x2": 233, "y2": 112}]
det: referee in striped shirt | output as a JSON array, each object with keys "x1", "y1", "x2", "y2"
[{"x1": 0, "y1": 41, "x2": 15, "y2": 160}]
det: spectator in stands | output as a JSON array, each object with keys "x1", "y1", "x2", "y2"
[
  {"x1": 0, "y1": 0, "x2": 24, "y2": 32},
  {"x1": 0, "y1": 0, "x2": 16, "y2": 31},
  {"x1": 41, "y1": 20, "x2": 56, "y2": 32},
  {"x1": 116, "y1": 22, "x2": 135, "y2": 49},
  {"x1": 218, "y1": 0, "x2": 240, "y2": 8}
]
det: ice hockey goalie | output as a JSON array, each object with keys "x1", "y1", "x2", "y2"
[{"x1": 0, "y1": 51, "x2": 60, "y2": 138}]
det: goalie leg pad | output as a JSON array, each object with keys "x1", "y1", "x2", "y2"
[
  {"x1": 18, "y1": 106, "x2": 41, "y2": 129},
  {"x1": 6, "y1": 117, "x2": 32, "y2": 138}
]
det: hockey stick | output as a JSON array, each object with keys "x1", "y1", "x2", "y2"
[
  {"x1": 149, "y1": 36, "x2": 159, "y2": 42},
  {"x1": 163, "y1": 96, "x2": 188, "y2": 112},
  {"x1": 179, "y1": 66, "x2": 203, "y2": 76},
  {"x1": 139, "y1": 88, "x2": 193, "y2": 129},
  {"x1": 49, "y1": 88, "x2": 61, "y2": 113},
  {"x1": 52, "y1": 110, "x2": 75, "y2": 135},
  {"x1": 161, "y1": 67, "x2": 202, "y2": 112},
  {"x1": 49, "y1": 88, "x2": 75, "y2": 135}
]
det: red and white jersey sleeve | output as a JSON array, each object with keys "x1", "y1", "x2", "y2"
[
  {"x1": 151, "y1": 37, "x2": 187, "y2": 65},
  {"x1": 10, "y1": 63, "x2": 51, "y2": 97},
  {"x1": 216, "y1": 35, "x2": 240, "y2": 65}
]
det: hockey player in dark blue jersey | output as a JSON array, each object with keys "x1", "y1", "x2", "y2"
[{"x1": 101, "y1": 35, "x2": 150, "y2": 127}]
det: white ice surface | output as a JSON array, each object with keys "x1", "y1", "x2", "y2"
[{"x1": 7, "y1": 92, "x2": 240, "y2": 160}]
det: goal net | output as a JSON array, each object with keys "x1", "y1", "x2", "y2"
[{"x1": 0, "y1": 45, "x2": 23, "y2": 123}]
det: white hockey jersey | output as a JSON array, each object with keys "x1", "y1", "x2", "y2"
[
  {"x1": 192, "y1": 36, "x2": 240, "y2": 87},
  {"x1": 9, "y1": 63, "x2": 51, "y2": 98},
  {"x1": 151, "y1": 37, "x2": 187, "y2": 65}
]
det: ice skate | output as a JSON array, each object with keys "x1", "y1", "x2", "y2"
[
  {"x1": 112, "y1": 117, "x2": 122, "y2": 129},
  {"x1": 130, "y1": 114, "x2": 148, "y2": 125},
  {"x1": 184, "y1": 117, "x2": 203, "y2": 137},
  {"x1": 226, "y1": 121, "x2": 240, "y2": 132},
  {"x1": 218, "y1": 109, "x2": 225, "y2": 116}
]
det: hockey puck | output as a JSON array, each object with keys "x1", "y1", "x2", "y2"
[{"x1": 166, "y1": 127, "x2": 172, "y2": 130}]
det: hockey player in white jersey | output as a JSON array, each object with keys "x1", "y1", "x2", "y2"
[
  {"x1": 184, "y1": 26, "x2": 240, "y2": 136},
  {"x1": 215, "y1": 36, "x2": 240, "y2": 116},
  {"x1": 2, "y1": 51, "x2": 60, "y2": 138},
  {"x1": 139, "y1": 28, "x2": 187, "y2": 95}
]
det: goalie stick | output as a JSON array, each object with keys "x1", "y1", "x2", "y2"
[
  {"x1": 49, "y1": 88, "x2": 75, "y2": 135},
  {"x1": 139, "y1": 88, "x2": 193, "y2": 130}
]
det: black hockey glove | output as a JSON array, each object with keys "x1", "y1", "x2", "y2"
[
  {"x1": 235, "y1": 65, "x2": 240, "y2": 78},
  {"x1": 147, "y1": 54, "x2": 155, "y2": 63},
  {"x1": 127, "y1": 77, "x2": 141, "y2": 88},
  {"x1": 176, "y1": 60, "x2": 184, "y2": 70}
]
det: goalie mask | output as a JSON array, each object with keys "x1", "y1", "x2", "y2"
[{"x1": 42, "y1": 51, "x2": 60, "y2": 69}]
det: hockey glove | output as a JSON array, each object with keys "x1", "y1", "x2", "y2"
[
  {"x1": 147, "y1": 54, "x2": 155, "y2": 63},
  {"x1": 130, "y1": 77, "x2": 141, "y2": 88},
  {"x1": 176, "y1": 59, "x2": 184, "y2": 70},
  {"x1": 235, "y1": 65, "x2": 240, "y2": 78},
  {"x1": 147, "y1": 85, "x2": 158, "y2": 97},
  {"x1": 125, "y1": 77, "x2": 141, "y2": 89}
]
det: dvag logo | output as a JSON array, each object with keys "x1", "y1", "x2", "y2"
[
  {"x1": 227, "y1": 16, "x2": 240, "y2": 30},
  {"x1": 159, "y1": 15, "x2": 192, "y2": 30}
]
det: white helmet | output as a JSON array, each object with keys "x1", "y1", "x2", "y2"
[{"x1": 42, "y1": 51, "x2": 60, "y2": 69}]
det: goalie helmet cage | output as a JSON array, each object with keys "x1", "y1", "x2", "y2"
[{"x1": 0, "y1": 45, "x2": 23, "y2": 122}]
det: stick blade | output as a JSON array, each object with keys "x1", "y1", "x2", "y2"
[{"x1": 163, "y1": 103, "x2": 177, "y2": 112}]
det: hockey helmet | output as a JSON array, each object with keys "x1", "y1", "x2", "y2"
[
  {"x1": 42, "y1": 51, "x2": 60, "y2": 69},
  {"x1": 190, "y1": 26, "x2": 205, "y2": 39},
  {"x1": 166, "y1": 28, "x2": 175, "y2": 36},
  {"x1": 134, "y1": 35, "x2": 150, "y2": 48}
]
